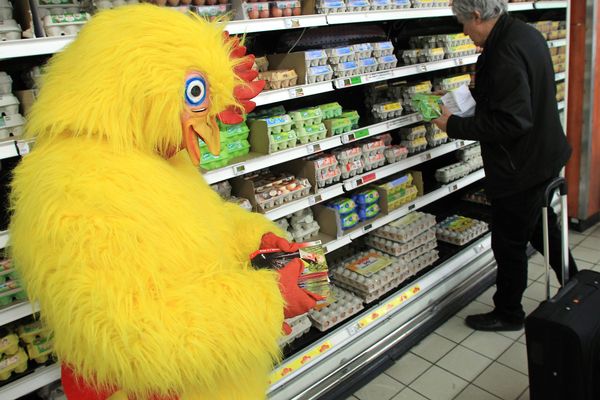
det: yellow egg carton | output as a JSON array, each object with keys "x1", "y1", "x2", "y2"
[
  {"x1": 17, "y1": 320, "x2": 51, "y2": 344},
  {"x1": 0, "y1": 334, "x2": 19, "y2": 357},
  {"x1": 26, "y1": 336, "x2": 54, "y2": 364},
  {"x1": 0, "y1": 348, "x2": 28, "y2": 381}
]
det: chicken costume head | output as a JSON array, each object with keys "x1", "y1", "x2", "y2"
[{"x1": 9, "y1": 5, "x2": 318, "y2": 400}]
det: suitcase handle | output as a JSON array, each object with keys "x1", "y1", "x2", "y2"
[{"x1": 542, "y1": 177, "x2": 570, "y2": 299}]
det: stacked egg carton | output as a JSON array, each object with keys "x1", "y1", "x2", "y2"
[
  {"x1": 331, "y1": 250, "x2": 408, "y2": 303},
  {"x1": 17, "y1": 321, "x2": 54, "y2": 364},
  {"x1": 210, "y1": 180, "x2": 253, "y2": 211},
  {"x1": 376, "y1": 173, "x2": 419, "y2": 211},
  {"x1": 371, "y1": 99, "x2": 403, "y2": 121},
  {"x1": 366, "y1": 227, "x2": 436, "y2": 258},
  {"x1": 285, "y1": 208, "x2": 321, "y2": 242},
  {"x1": 303, "y1": 153, "x2": 342, "y2": 189},
  {"x1": 0, "y1": 334, "x2": 28, "y2": 381},
  {"x1": 289, "y1": 107, "x2": 327, "y2": 145},
  {"x1": 201, "y1": 120, "x2": 251, "y2": 170},
  {"x1": 457, "y1": 142, "x2": 483, "y2": 173},
  {"x1": 372, "y1": 41, "x2": 398, "y2": 71},
  {"x1": 326, "y1": 46, "x2": 359, "y2": 79},
  {"x1": 305, "y1": 49, "x2": 334, "y2": 84},
  {"x1": 463, "y1": 188, "x2": 491, "y2": 206},
  {"x1": 242, "y1": 170, "x2": 312, "y2": 212},
  {"x1": 399, "y1": 124, "x2": 428, "y2": 154},
  {"x1": 425, "y1": 122, "x2": 448, "y2": 147},
  {"x1": 412, "y1": 0, "x2": 450, "y2": 7},
  {"x1": 434, "y1": 74, "x2": 472, "y2": 92},
  {"x1": 360, "y1": 136, "x2": 386, "y2": 171},
  {"x1": 308, "y1": 285, "x2": 364, "y2": 331},
  {"x1": 250, "y1": 114, "x2": 298, "y2": 153},
  {"x1": 436, "y1": 215, "x2": 489, "y2": 246},
  {"x1": 0, "y1": 259, "x2": 26, "y2": 308},
  {"x1": 318, "y1": 102, "x2": 353, "y2": 136},
  {"x1": 35, "y1": 0, "x2": 91, "y2": 37},
  {"x1": 364, "y1": 81, "x2": 405, "y2": 122},
  {"x1": 401, "y1": 81, "x2": 433, "y2": 113},
  {"x1": 316, "y1": 0, "x2": 346, "y2": 13},
  {"x1": 435, "y1": 142, "x2": 482, "y2": 183},
  {"x1": 402, "y1": 35, "x2": 446, "y2": 65},
  {"x1": 0, "y1": 0, "x2": 21, "y2": 41},
  {"x1": 278, "y1": 313, "x2": 312, "y2": 347},
  {"x1": 0, "y1": 72, "x2": 25, "y2": 139},
  {"x1": 384, "y1": 145, "x2": 409, "y2": 164},
  {"x1": 333, "y1": 146, "x2": 364, "y2": 179}
]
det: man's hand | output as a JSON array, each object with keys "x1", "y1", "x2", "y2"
[{"x1": 432, "y1": 105, "x2": 452, "y2": 132}]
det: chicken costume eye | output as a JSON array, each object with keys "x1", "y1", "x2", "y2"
[{"x1": 185, "y1": 76, "x2": 207, "y2": 107}]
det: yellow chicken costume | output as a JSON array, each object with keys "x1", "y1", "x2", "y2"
[{"x1": 8, "y1": 5, "x2": 319, "y2": 400}]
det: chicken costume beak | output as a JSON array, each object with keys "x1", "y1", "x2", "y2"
[{"x1": 182, "y1": 113, "x2": 220, "y2": 166}]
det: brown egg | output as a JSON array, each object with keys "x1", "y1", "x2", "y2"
[
  {"x1": 271, "y1": 7, "x2": 282, "y2": 17},
  {"x1": 166, "y1": 0, "x2": 179, "y2": 5},
  {"x1": 282, "y1": 7, "x2": 292, "y2": 16},
  {"x1": 292, "y1": 7, "x2": 301, "y2": 15},
  {"x1": 259, "y1": 9, "x2": 269, "y2": 17},
  {"x1": 248, "y1": 9, "x2": 259, "y2": 18}
]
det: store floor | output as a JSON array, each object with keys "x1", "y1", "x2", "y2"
[{"x1": 347, "y1": 223, "x2": 600, "y2": 400}]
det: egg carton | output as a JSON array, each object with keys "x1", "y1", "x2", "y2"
[
  {"x1": 259, "y1": 114, "x2": 294, "y2": 134},
  {"x1": 0, "y1": 94, "x2": 18, "y2": 117},
  {"x1": 464, "y1": 155, "x2": 484, "y2": 173},
  {"x1": 279, "y1": 314, "x2": 312, "y2": 347},
  {"x1": 325, "y1": 46, "x2": 356, "y2": 64},
  {"x1": 427, "y1": 131, "x2": 449, "y2": 147},
  {"x1": 401, "y1": 137, "x2": 428, "y2": 154},
  {"x1": 96, "y1": 0, "x2": 138, "y2": 9},
  {"x1": 368, "y1": 0, "x2": 389, "y2": 9},
  {"x1": 290, "y1": 108, "x2": 323, "y2": 129},
  {"x1": 307, "y1": 65, "x2": 334, "y2": 84},
  {"x1": 229, "y1": 196, "x2": 252, "y2": 211},
  {"x1": 436, "y1": 33, "x2": 472, "y2": 48},
  {"x1": 351, "y1": 43, "x2": 373, "y2": 59},
  {"x1": 346, "y1": 0, "x2": 370, "y2": 11},
  {"x1": 412, "y1": 0, "x2": 450, "y2": 7},
  {"x1": 297, "y1": 123, "x2": 327, "y2": 144},
  {"x1": 358, "y1": 57, "x2": 378, "y2": 73},
  {"x1": 456, "y1": 142, "x2": 481, "y2": 161},
  {"x1": 0, "y1": 287, "x2": 23, "y2": 308},
  {"x1": 274, "y1": 217, "x2": 290, "y2": 232},
  {"x1": 372, "y1": 211, "x2": 436, "y2": 243},
  {"x1": 405, "y1": 81, "x2": 433, "y2": 95},
  {"x1": 319, "y1": 102, "x2": 343, "y2": 119},
  {"x1": 334, "y1": 146, "x2": 362, "y2": 164},
  {"x1": 366, "y1": 228, "x2": 436, "y2": 256},
  {"x1": 463, "y1": 189, "x2": 490, "y2": 206},
  {"x1": 436, "y1": 74, "x2": 472, "y2": 91},
  {"x1": 340, "y1": 110, "x2": 360, "y2": 129},
  {"x1": 317, "y1": 166, "x2": 342, "y2": 188},
  {"x1": 377, "y1": 54, "x2": 398, "y2": 70},
  {"x1": 0, "y1": 348, "x2": 28, "y2": 381},
  {"x1": 25, "y1": 337, "x2": 54, "y2": 364},
  {"x1": 43, "y1": 13, "x2": 90, "y2": 37},
  {"x1": 309, "y1": 154, "x2": 338, "y2": 173},
  {"x1": 0, "y1": 5, "x2": 11, "y2": 20},
  {"x1": 332, "y1": 61, "x2": 360, "y2": 78},
  {"x1": 268, "y1": 131, "x2": 298, "y2": 153},
  {"x1": 340, "y1": 159, "x2": 365, "y2": 179},
  {"x1": 290, "y1": 207, "x2": 314, "y2": 225},
  {"x1": 305, "y1": 50, "x2": 328, "y2": 67},
  {"x1": 0, "y1": 334, "x2": 18, "y2": 360},
  {"x1": 317, "y1": 0, "x2": 346, "y2": 13},
  {"x1": 308, "y1": 286, "x2": 364, "y2": 331},
  {"x1": 378, "y1": 172, "x2": 413, "y2": 194},
  {"x1": 259, "y1": 69, "x2": 298, "y2": 90},
  {"x1": 290, "y1": 221, "x2": 321, "y2": 242},
  {"x1": 326, "y1": 117, "x2": 353, "y2": 135},
  {"x1": 372, "y1": 100, "x2": 403, "y2": 120},
  {"x1": 331, "y1": 250, "x2": 402, "y2": 292},
  {"x1": 17, "y1": 321, "x2": 51, "y2": 344},
  {"x1": 390, "y1": 0, "x2": 410, "y2": 7},
  {"x1": 411, "y1": 248, "x2": 440, "y2": 275},
  {"x1": 334, "y1": 277, "x2": 404, "y2": 303},
  {"x1": 402, "y1": 49, "x2": 420, "y2": 65},
  {"x1": 0, "y1": 114, "x2": 24, "y2": 138},
  {"x1": 444, "y1": 44, "x2": 477, "y2": 59},
  {"x1": 372, "y1": 41, "x2": 394, "y2": 57},
  {"x1": 387, "y1": 186, "x2": 419, "y2": 211},
  {"x1": 0, "y1": 19, "x2": 21, "y2": 41},
  {"x1": 384, "y1": 145, "x2": 409, "y2": 164},
  {"x1": 409, "y1": 35, "x2": 438, "y2": 49},
  {"x1": 399, "y1": 124, "x2": 427, "y2": 141},
  {"x1": 418, "y1": 48, "x2": 445, "y2": 63},
  {"x1": 362, "y1": 152, "x2": 386, "y2": 171},
  {"x1": 361, "y1": 138, "x2": 386, "y2": 157},
  {"x1": 255, "y1": 180, "x2": 311, "y2": 212},
  {"x1": 434, "y1": 162, "x2": 470, "y2": 184},
  {"x1": 0, "y1": 72, "x2": 11, "y2": 95},
  {"x1": 436, "y1": 215, "x2": 489, "y2": 246}
]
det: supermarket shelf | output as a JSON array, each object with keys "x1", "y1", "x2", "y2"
[
  {"x1": 534, "y1": 1, "x2": 568, "y2": 9},
  {"x1": 344, "y1": 139, "x2": 474, "y2": 191},
  {"x1": 0, "y1": 363, "x2": 61, "y2": 400},
  {"x1": 341, "y1": 113, "x2": 422, "y2": 144},
  {"x1": 558, "y1": 100, "x2": 565, "y2": 110},
  {"x1": 326, "y1": 7, "x2": 453, "y2": 25},
  {"x1": 0, "y1": 139, "x2": 33, "y2": 160},
  {"x1": 555, "y1": 72, "x2": 566, "y2": 81},
  {"x1": 0, "y1": 301, "x2": 39, "y2": 327},
  {"x1": 226, "y1": 15, "x2": 328, "y2": 35},
  {"x1": 265, "y1": 183, "x2": 345, "y2": 221},
  {"x1": 333, "y1": 54, "x2": 479, "y2": 89},
  {"x1": 508, "y1": 2, "x2": 536, "y2": 11},
  {"x1": 255, "y1": 81, "x2": 335, "y2": 107},
  {"x1": 324, "y1": 169, "x2": 486, "y2": 253},
  {"x1": 0, "y1": 230, "x2": 9, "y2": 249},
  {"x1": 548, "y1": 38, "x2": 567, "y2": 48},
  {"x1": 269, "y1": 233, "x2": 494, "y2": 398},
  {"x1": 0, "y1": 36, "x2": 74, "y2": 60}
]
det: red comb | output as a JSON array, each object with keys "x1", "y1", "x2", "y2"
[{"x1": 217, "y1": 32, "x2": 265, "y2": 125}]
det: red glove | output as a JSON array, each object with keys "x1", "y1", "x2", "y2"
[{"x1": 260, "y1": 232, "x2": 309, "y2": 253}]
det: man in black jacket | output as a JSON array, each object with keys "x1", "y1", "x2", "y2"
[{"x1": 433, "y1": 0, "x2": 577, "y2": 331}]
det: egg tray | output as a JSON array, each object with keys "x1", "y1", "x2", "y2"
[
  {"x1": 367, "y1": 228, "x2": 436, "y2": 256},
  {"x1": 0, "y1": 19, "x2": 21, "y2": 41},
  {"x1": 352, "y1": 43, "x2": 373, "y2": 59},
  {"x1": 372, "y1": 211, "x2": 436, "y2": 243},
  {"x1": 279, "y1": 314, "x2": 312, "y2": 347},
  {"x1": 255, "y1": 114, "x2": 294, "y2": 135},
  {"x1": 377, "y1": 55, "x2": 398, "y2": 70},
  {"x1": 384, "y1": 146, "x2": 409, "y2": 164},
  {"x1": 290, "y1": 221, "x2": 321, "y2": 242},
  {"x1": 412, "y1": 0, "x2": 450, "y2": 7},
  {"x1": 334, "y1": 146, "x2": 362, "y2": 163},
  {"x1": 372, "y1": 101, "x2": 403, "y2": 121},
  {"x1": 332, "y1": 61, "x2": 360, "y2": 78},
  {"x1": 401, "y1": 137, "x2": 428, "y2": 154},
  {"x1": 435, "y1": 162, "x2": 471, "y2": 184},
  {"x1": 297, "y1": 124, "x2": 327, "y2": 145},
  {"x1": 340, "y1": 159, "x2": 365, "y2": 180},
  {"x1": 260, "y1": 70, "x2": 298, "y2": 91},
  {"x1": 25, "y1": 337, "x2": 54, "y2": 364},
  {"x1": 426, "y1": 132, "x2": 449, "y2": 147},
  {"x1": 290, "y1": 108, "x2": 324, "y2": 129},
  {"x1": 358, "y1": 57, "x2": 378, "y2": 73},
  {"x1": 0, "y1": 348, "x2": 28, "y2": 381},
  {"x1": 402, "y1": 50, "x2": 420, "y2": 65},
  {"x1": 372, "y1": 41, "x2": 395, "y2": 58},
  {"x1": 0, "y1": 334, "x2": 18, "y2": 360},
  {"x1": 306, "y1": 65, "x2": 334, "y2": 84},
  {"x1": 325, "y1": 46, "x2": 356, "y2": 64},
  {"x1": 457, "y1": 142, "x2": 481, "y2": 161},
  {"x1": 308, "y1": 286, "x2": 364, "y2": 332},
  {"x1": 399, "y1": 125, "x2": 427, "y2": 141},
  {"x1": 367, "y1": 232, "x2": 437, "y2": 259},
  {"x1": 334, "y1": 277, "x2": 404, "y2": 304},
  {"x1": 0, "y1": 72, "x2": 12, "y2": 95},
  {"x1": 464, "y1": 155, "x2": 484, "y2": 173},
  {"x1": 319, "y1": 102, "x2": 343, "y2": 119},
  {"x1": 361, "y1": 139, "x2": 386, "y2": 157},
  {"x1": 43, "y1": 13, "x2": 90, "y2": 37},
  {"x1": 444, "y1": 45, "x2": 477, "y2": 60},
  {"x1": 436, "y1": 215, "x2": 489, "y2": 246},
  {"x1": 331, "y1": 252, "x2": 404, "y2": 295},
  {"x1": 305, "y1": 50, "x2": 328, "y2": 67},
  {"x1": 316, "y1": 167, "x2": 342, "y2": 188},
  {"x1": 0, "y1": 7, "x2": 12, "y2": 20},
  {"x1": 346, "y1": 0, "x2": 370, "y2": 11},
  {"x1": 268, "y1": 132, "x2": 298, "y2": 153},
  {"x1": 255, "y1": 183, "x2": 311, "y2": 213},
  {"x1": 96, "y1": 0, "x2": 139, "y2": 9}
]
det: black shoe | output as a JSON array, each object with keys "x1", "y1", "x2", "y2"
[{"x1": 465, "y1": 311, "x2": 523, "y2": 332}]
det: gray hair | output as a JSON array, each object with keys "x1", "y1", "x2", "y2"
[{"x1": 452, "y1": 0, "x2": 508, "y2": 21}]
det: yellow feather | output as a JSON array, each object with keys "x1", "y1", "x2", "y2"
[{"x1": 10, "y1": 5, "x2": 285, "y2": 399}]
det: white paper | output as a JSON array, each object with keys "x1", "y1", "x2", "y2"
[{"x1": 441, "y1": 84, "x2": 476, "y2": 117}]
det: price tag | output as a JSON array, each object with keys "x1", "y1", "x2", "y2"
[
  {"x1": 449, "y1": 183, "x2": 459, "y2": 193},
  {"x1": 454, "y1": 58, "x2": 464, "y2": 66},
  {"x1": 473, "y1": 243, "x2": 485, "y2": 254},
  {"x1": 289, "y1": 87, "x2": 305, "y2": 98},
  {"x1": 361, "y1": 172, "x2": 376, "y2": 184},
  {"x1": 308, "y1": 143, "x2": 322, "y2": 154},
  {"x1": 421, "y1": 153, "x2": 432, "y2": 162},
  {"x1": 16, "y1": 141, "x2": 30, "y2": 156},
  {"x1": 363, "y1": 223, "x2": 373, "y2": 233},
  {"x1": 354, "y1": 129, "x2": 370, "y2": 140},
  {"x1": 284, "y1": 18, "x2": 301, "y2": 28},
  {"x1": 455, "y1": 140, "x2": 465, "y2": 148},
  {"x1": 309, "y1": 194, "x2": 323, "y2": 205},
  {"x1": 386, "y1": 119, "x2": 403, "y2": 131},
  {"x1": 419, "y1": 64, "x2": 428, "y2": 73},
  {"x1": 347, "y1": 323, "x2": 360, "y2": 336},
  {"x1": 367, "y1": 70, "x2": 393, "y2": 82},
  {"x1": 232, "y1": 163, "x2": 247, "y2": 176},
  {"x1": 354, "y1": 178, "x2": 363, "y2": 187},
  {"x1": 408, "y1": 204, "x2": 416, "y2": 211}
]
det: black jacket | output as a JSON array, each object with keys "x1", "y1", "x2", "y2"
[{"x1": 447, "y1": 14, "x2": 571, "y2": 199}]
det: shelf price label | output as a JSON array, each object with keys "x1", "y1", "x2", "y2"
[
  {"x1": 418, "y1": 64, "x2": 428, "y2": 73},
  {"x1": 363, "y1": 223, "x2": 373, "y2": 233},
  {"x1": 269, "y1": 340, "x2": 334, "y2": 385},
  {"x1": 289, "y1": 87, "x2": 305, "y2": 98},
  {"x1": 232, "y1": 163, "x2": 247, "y2": 176},
  {"x1": 361, "y1": 172, "x2": 376, "y2": 184},
  {"x1": 357, "y1": 285, "x2": 421, "y2": 330},
  {"x1": 454, "y1": 58, "x2": 464, "y2": 66},
  {"x1": 338, "y1": 76, "x2": 363, "y2": 88},
  {"x1": 448, "y1": 183, "x2": 459, "y2": 193},
  {"x1": 308, "y1": 194, "x2": 323, "y2": 206},
  {"x1": 15, "y1": 141, "x2": 30, "y2": 156},
  {"x1": 343, "y1": 128, "x2": 370, "y2": 143},
  {"x1": 455, "y1": 140, "x2": 465, "y2": 149},
  {"x1": 284, "y1": 18, "x2": 301, "y2": 28},
  {"x1": 308, "y1": 143, "x2": 322, "y2": 154},
  {"x1": 366, "y1": 70, "x2": 393, "y2": 83},
  {"x1": 386, "y1": 119, "x2": 403, "y2": 131},
  {"x1": 421, "y1": 152, "x2": 432, "y2": 163},
  {"x1": 347, "y1": 323, "x2": 361, "y2": 336}
]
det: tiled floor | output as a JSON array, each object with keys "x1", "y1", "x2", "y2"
[{"x1": 348, "y1": 223, "x2": 600, "y2": 400}]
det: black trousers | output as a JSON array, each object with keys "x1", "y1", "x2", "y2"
[{"x1": 490, "y1": 178, "x2": 578, "y2": 322}]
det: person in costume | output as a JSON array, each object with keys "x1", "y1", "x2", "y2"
[{"x1": 9, "y1": 5, "x2": 319, "y2": 399}]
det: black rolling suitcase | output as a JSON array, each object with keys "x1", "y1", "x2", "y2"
[{"x1": 525, "y1": 177, "x2": 600, "y2": 400}]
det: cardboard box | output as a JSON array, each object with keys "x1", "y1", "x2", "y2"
[
  {"x1": 313, "y1": 203, "x2": 369, "y2": 239},
  {"x1": 267, "y1": 52, "x2": 308, "y2": 85},
  {"x1": 15, "y1": 89, "x2": 37, "y2": 116},
  {"x1": 14, "y1": 0, "x2": 35, "y2": 38},
  {"x1": 376, "y1": 170, "x2": 424, "y2": 214}
]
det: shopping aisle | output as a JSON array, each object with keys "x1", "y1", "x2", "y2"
[{"x1": 347, "y1": 224, "x2": 600, "y2": 400}]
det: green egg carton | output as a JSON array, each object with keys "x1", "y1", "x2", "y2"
[
  {"x1": 318, "y1": 102, "x2": 343, "y2": 119},
  {"x1": 261, "y1": 114, "x2": 294, "y2": 134},
  {"x1": 289, "y1": 107, "x2": 324, "y2": 129},
  {"x1": 223, "y1": 139, "x2": 250, "y2": 158},
  {"x1": 0, "y1": 286, "x2": 26, "y2": 307},
  {"x1": 325, "y1": 117, "x2": 353, "y2": 135},
  {"x1": 341, "y1": 110, "x2": 360, "y2": 129},
  {"x1": 297, "y1": 123, "x2": 327, "y2": 144},
  {"x1": 218, "y1": 121, "x2": 250, "y2": 142},
  {"x1": 248, "y1": 105, "x2": 287, "y2": 119},
  {"x1": 200, "y1": 150, "x2": 231, "y2": 171},
  {"x1": 269, "y1": 130, "x2": 298, "y2": 153}
]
